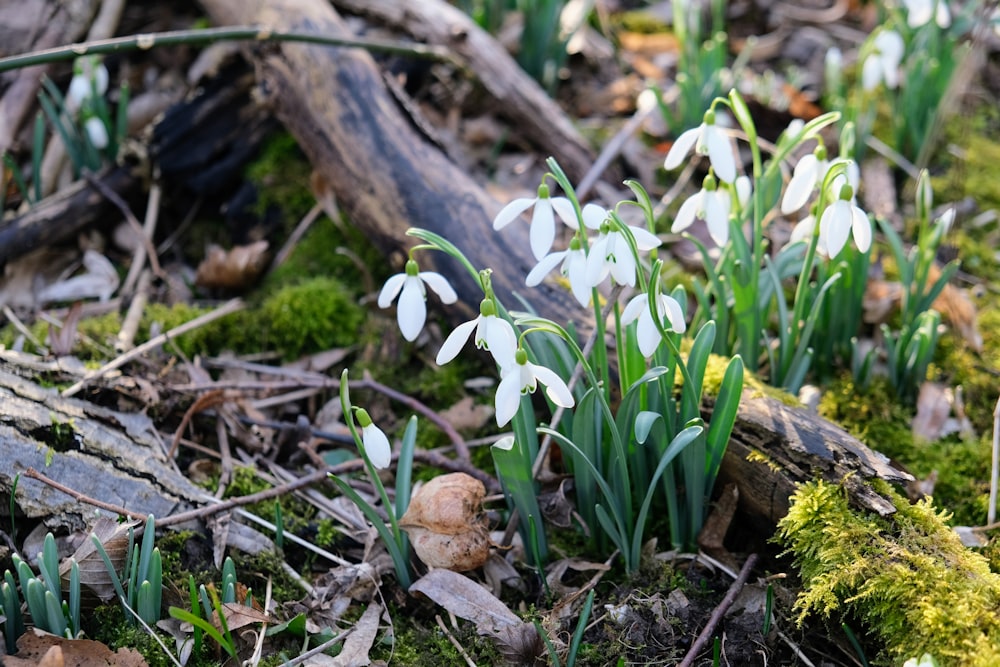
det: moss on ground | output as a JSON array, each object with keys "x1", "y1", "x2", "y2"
[{"x1": 777, "y1": 478, "x2": 1000, "y2": 666}]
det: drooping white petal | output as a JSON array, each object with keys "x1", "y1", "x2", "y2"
[
  {"x1": 672, "y1": 193, "x2": 701, "y2": 234},
  {"x1": 492, "y1": 197, "x2": 536, "y2": 230},
  {"x1": 861, "y1": 55, "x2": 882, "y2": 92},
  {"x1": 935, "y1": 1, "x2": 951, "y2": 28},
  {"x1": 479, "y1": 316, "x2": 518, "y2": 369},
  {"x1": 550, "y1": 196, "x2": 579, "y2": 230},
  {"x1": 84, "y1": 117, "x2": 109, "y2": 149},
  {"x1": 581, "y1": 203, "x2": 608, "y2": 229},
  {"x1": 703, "y1": 190, "x2": 731, "y2": 246},
  {"x1": 659, "y1": 294, "x2": 686, "y2": 334},
  {"x1": 850, "y1": 205, "x2": 872, "y2": 253},
  {"x1": 418, "y1": 271, "x2": 458, "y2": 304},
  {"x1": 905, "y1": 0, "x2": 933, "y2": 27},
  {"x1": 531, "y1": 364, "x2": 575, "y2": 408},
  {"x1": 702, "y1": 124, "x2": 736, "y2": 183},
  {"x1": 361, "y1": 424, "x2": 392, "y2": 469},
  {"x1": 67, "y1": 75, "x2": 91, "y2": 110},
  {"x1": 620, "y1": 293, "x2": 647, "y2": 326},
  {"x1": 636, "y1": 308, "x2": 661, "y2": 357},
  {"x1": 606, "y1": 234, "x2": 637, "y2": 286},
  {"x1": 789, "y1": 215, "x2": 816, "y2": 245},
  {"x1": 630, "y1": 225, "x2": 662, "y2": 251},
  {"x1": 378, "y1": 273, "x2": 407, "y2": 308},
  {"x1": 820, "y1": 201, "x2": 851, "y2": 258},
  {"x1": 735, "y1": 175, "x2": 753, "y2": 208},
  {"x1": 530, "y1": 198, "x2": 556, "y2": 260},
  {"x1": 494, "y1": 370, "x2": 522, "y2": 426},
  {"x1": 436, "y1": 317, "x2": 479, "y2": 365},
  {"x1": 565, "y1": 250, "x2": 591, "y2": 307},
  {"x1": 585, "y1": 235, "x2": 611, "y2": 286},
  {"x1": 782, "y1": 154, "x2": 819, "y2": 214},
  {"x1": 526, "y1": 250, "x2": 567, "y2": 287},
  {"x1": 397, "y1": 277, "x2": 427, "y2": 342},
  {"x1": 664, "y1": 127, "x2": 701, "y2": 171}
]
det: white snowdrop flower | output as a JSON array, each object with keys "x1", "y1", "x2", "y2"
[
  {"x1": 436, "y1": 299, "x2": 518, "y2": 370},
  {"x1": 671, "y1": 173, "x2": 732, "y2": 247},
  {"x1": 494, "y1": 348, "x2": 574, "y2": 427},
  {"x1": 493, "y1": 183, "x2": 578, "y2": 261},
  {"x1": 862, "y1": 30, "x2": 905, "y2": 91},
  {"x1": 356, "y1": 408, "x2": 391, "y2": 469},
  {"x1": 819, "y1": 185, "x2": 872, "y2": 258},
  {"x1": 735, "y1": 175, "x2": 752, "y2": 209},
  {"x1": 378, "y1": 259, "x2": 458, "y2": 342},
  {"x1": 66, "y1": 56, "x2": 109, "y2": 111},
  {"x1": 620, "y1": 291, "x2": 687, "y2": 358},
  {"x1": 585, "y1": 218, "x2": 661, "y2": 288},
  {"x1": 525, "y1": 237, "x2": 591, "y2": 308},
  {"x1": 781, "y1": 146, "x2": 829, "y2": 215},
  {"x1": 83, "y1": 116, "x2": 109, "y2": 150},
  {"x1": 903, "y1": 0, "x2": 950, "y2": 28},
  {"x1": 664, "y1": 109, "x2": 738, "y2": 183}
]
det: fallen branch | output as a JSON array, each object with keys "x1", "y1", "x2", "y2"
[{"x1": 677, "y1": 553, "x2": 760, "y2": 667}]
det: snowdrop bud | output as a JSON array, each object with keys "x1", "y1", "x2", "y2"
[
  {"x1": 825, "y1": 47, "x2": 843, "y2": 92},
  {"x1": 355, "y1": 408, "x2": 391, "y2": 469},
  {"x1": 915, "y1": 169, "x2": 933, "y2": 221},
  {"x1": 84, "y1": 116, "x2": 109, "y2": 149}
]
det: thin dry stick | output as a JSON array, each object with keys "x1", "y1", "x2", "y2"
[
  {"x1": 677, "y1": 553, "x2": 760, "y2": 667},
  {"x1": 435, "y1": 614, "x2": 478, "y2": 667},
  {"x1": 270, "y1": 201, "x2": 324, "y2": 273},
  {"x1": 82, "y1": 171, "x2": 164, "y2": 280},
  {"x1": 116, "y1": 268, "x2": 151, "y2": 352},
  {"x1": 989, "y1": 395, "x2": 1000, "y2": 524},
  {"x1": 121, "y1": 180, "x2": 163, "y2": 296},
  {"x1": 61, "y1": 297, "x2": 244, "y2": 397}
]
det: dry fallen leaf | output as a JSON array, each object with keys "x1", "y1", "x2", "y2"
[
  {"x1": 37, "y1": 249, "x2": 120, "y2": 304},
  {"x1": 5, "y1": 628, "x2": 148, "y2": 667},
  {"x1": 195, "y1": 240, "x2": 269, "y2": 290},
  {"x1": 410, "y1": 569, "x2": 542, "y2": 663},
  {"x1": 330, "y1": 601, "x2": 381, "y2": 667},
  {"x1": 59, "y1": 516, "x2": 139, "y2": 602},
  {"x1": 400, "y1": 473, "x2": 491, "y2": 571}
]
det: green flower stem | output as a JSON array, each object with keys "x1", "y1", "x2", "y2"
[{"x1": 0, "y1": 26, "x2": 455, "y2": 73}]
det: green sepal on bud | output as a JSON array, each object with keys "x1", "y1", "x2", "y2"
[
  {"x1": 702, "y1": 172, "x2": 718, "y2": 191},
  {"x1": 838, "y1": 184, "x2": 854, "y2": 201},
  {"x1": 404, "y1": 259, "x2": 419, "y2": 276},
  {"x1": 479, "y1": 298, "x2": 497, "y2": 317},
  {"x1": 514, "y1": 347, "x2": 528, "y2": 366},
  {"x1": 703, "y1": 108, "x2": 716, "y2": 126},
  {"x1": 537, "y1": 183, "x2": 551, "y2": 199},
  {"x1": 814, "y1": 142, "x2": 828, "y2": 162},
  {"x1": 355, "y1": 407, "x2": 373, "y2": 428}
]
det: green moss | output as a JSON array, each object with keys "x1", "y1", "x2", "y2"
[
  {"x1": 819, "y1": 374, "x2": 990, "y2": 526},
  {"x1": 88, "y1": 606, "x2": 178, "y2": 667},
  {"x1": 246, "y1": 132, "x2": 315, "y2": 222},
  {"x1": 368, "y1": 613, "x2": 467, "y2": 665},
  {"x1": 776, "y1": 478, "x2": 1000, "y2": 666},
  {"x1": 229, "y1": 549, "x2": 305, "y2": 608}
]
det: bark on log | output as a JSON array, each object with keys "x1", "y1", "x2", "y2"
[
  {"x1": 199, "y1": 0, "x2": 583, "y2": 327},
  {"x1": 0, "y1": 364, "x2": 203, "y2": 532},
  {"x1": 711, "y1": 390, "x2": 912, "y2": 524},
  {"x1": 330, "y1": 0, "x2": 596, "y2": 183},
  {"x1": 0, "y1": 165, "x2": 137, "y2": 268}
]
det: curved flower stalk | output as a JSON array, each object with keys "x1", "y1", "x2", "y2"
[{"x1": 378, "y1": 258, "x2": 458, "y2": 341}]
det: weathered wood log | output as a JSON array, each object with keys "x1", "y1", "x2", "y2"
[
  {"x1": 330, "y1": 0, "x2": 597, "y2": 184},
  {"x1": 711, "y1": 390, "x2": 912, "y2": 525},
  {"x1": 0, "y1": 363, "x2": 203, "y2": 531},
  {"x1": 198, "y1": 0, "x2": 583, "y2": 327},
  {"x1": 0, "y1": 165, "x2": 137, "y2": 268}
]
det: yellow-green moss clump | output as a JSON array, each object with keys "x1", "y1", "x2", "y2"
[{"x1": 777, "y1": 478, "x2": 1000, "y2": 666}]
